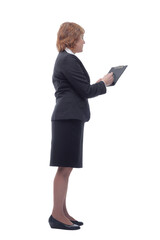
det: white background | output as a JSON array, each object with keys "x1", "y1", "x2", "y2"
[{"x1": 0, "y1": 0, "x2": 160, "y2": 239}]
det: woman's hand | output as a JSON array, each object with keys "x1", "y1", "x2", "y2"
[
  {"x1": 102, "y1": 72, "x2": 114, "y2": 86},
  {"x1": 96, "y1": 73, "x2": 114, "y2": 86},
  {"x1": 96, "y1": 78, "x2": 103, "y2": 83}
]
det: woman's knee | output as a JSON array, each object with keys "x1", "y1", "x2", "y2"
[{"x1": 57, "y1": 167, "x2": 73, "y2": 178}]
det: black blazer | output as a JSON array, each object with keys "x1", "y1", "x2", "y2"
[{"x1": 51, "y1": 50, "x2": 106, "y2": 122}]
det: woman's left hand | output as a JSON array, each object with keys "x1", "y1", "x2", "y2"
[{"x1": 96, "y1": 78, "x2": 102, "y2": 83}]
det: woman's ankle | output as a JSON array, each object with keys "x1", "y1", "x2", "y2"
[
  {"x1": 63, "y1": 211, "x2": 76, "y2": 221},
  {"x1": 52, "y1": 211, "x2": 73, "y2": 225}
]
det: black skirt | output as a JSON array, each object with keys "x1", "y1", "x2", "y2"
[{"x1": 50, "y1": 119, "x2": 85, "y2": 168}]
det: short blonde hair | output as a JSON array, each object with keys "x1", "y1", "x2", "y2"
[{"x1": 56, "y1": 22, "x2": 85, "y2": 52}]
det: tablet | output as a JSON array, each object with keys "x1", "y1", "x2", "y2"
[{"x1": 108, "y1": 65, "x2": 128, "y2": 86}]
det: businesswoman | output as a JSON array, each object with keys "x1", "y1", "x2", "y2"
[{"x1": 49, "y1": 22, "x2": 114, "y2": 230}]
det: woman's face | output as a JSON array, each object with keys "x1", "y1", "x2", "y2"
[{"x1": 73, "y1": 35, "x2": 85, "y2": 53}]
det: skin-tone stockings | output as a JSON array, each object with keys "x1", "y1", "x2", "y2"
[{"x1": 52, "y1": 167, "x2": 76, "y2": 225}]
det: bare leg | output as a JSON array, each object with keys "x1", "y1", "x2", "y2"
[{"x1": 52, "y1": 167, "x2": 73, "y2": 225}]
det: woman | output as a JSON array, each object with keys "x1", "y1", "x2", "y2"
[{"x1": 49, "y1": 22, "x2": 114, "y2": 230}]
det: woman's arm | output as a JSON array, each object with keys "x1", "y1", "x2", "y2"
[
  {"x1": 96, "y1": 73, "x2": 114, "y2": 86},
  {"x1": 62, "y1": 55, "x2": 107, "y2": 99}
]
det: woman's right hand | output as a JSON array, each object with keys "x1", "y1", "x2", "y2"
[{"x1": 102, "y1": 72, "x2": 114, "y2": 86}]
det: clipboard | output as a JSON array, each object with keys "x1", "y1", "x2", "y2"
[{"x1": 108, "y1": 65, "x2": 128, "y2": 86}]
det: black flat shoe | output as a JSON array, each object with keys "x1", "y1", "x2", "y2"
[
  {"x1": 71, "y1": 220, "x2": 83, "y2": 226},
  {"x1": 48, "y1": 215, "x2": 80, "y2": 230}
]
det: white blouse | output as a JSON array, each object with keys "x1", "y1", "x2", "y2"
[{"x1": 65, "y1": 47, "x2": 75, "y2": 55}]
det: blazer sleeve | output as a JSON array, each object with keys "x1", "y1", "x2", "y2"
[{"x1": 62, "y1": 54, "x2": 107, "y2": 99}]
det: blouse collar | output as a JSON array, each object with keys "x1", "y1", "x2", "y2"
[{"x1": 65, "y1": 47, "x2": 75, "y2": 55}]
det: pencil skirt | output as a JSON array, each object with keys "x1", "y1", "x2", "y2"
[{"x1": 50, "y1": 119, "x2": 85, "y2": 168}]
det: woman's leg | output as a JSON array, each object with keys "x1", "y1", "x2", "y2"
[
  {"x1": 52, "y1": 167, "x2": 73, "y2": 225},
  {"x1": 63, "y1": 199, "x2": 77, "y2": 221}
]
